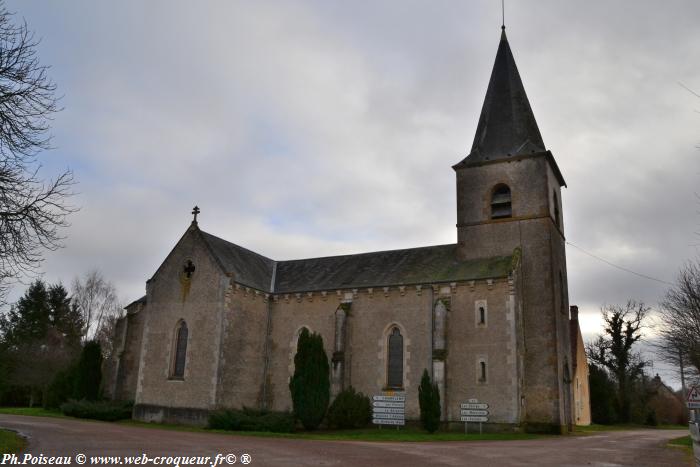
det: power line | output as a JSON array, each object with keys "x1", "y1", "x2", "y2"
[{"x1": 565, "y1": 241, "x2": 674, "y2": 286}]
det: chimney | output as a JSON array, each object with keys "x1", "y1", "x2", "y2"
[{"x1": 570, "y1": 305, "x2": 579, "y2": 321}]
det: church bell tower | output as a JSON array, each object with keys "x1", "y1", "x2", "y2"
[{"x1": 454, "y1": 27, "x2": 573, "y2": 431}]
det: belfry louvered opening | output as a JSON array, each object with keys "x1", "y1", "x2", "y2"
[{"x1": 491, "y1": 184, "x2": 512, "y2": 219}]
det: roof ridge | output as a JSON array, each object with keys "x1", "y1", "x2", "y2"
[
  {"x1": 200, "y1": 228, "x2": 457, "y2": 265},
  {"x1": 277, "y1": 243, "x2": 457, "y2": 264}
]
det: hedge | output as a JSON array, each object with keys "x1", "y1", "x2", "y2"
[
  {"x1": 208, "y1": 408, "x2": 294, "y2": 433},
  {"x1": 60, "y1": 399, "x2": 133, "y2": 421}
]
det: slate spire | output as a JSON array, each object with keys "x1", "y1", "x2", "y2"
[{"x1": 464, "y1": 28, "x2": 545, "y2": 163}]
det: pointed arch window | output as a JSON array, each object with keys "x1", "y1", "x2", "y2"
[
  {"x1": 553, "y1": 191, "x2": 561, "y2": 228},
  {"x1": 387, "y1": 327, "x2": 404, "y2": 388},
  {"x1": 172, "y1": 321, "x2": 188, "y2": 379},
  {"x1": 491, "y1": 184, "x2": 512, "y2": 219}
]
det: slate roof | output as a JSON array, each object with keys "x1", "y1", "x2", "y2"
[
  {"x1": 200, "y1": 230, "x2": 276, "y2": 292},
  {"x1": 457, "y1": 28, "x2": 545, "y2": 165},
  {"x1": 125, "y1": 295, "x2": 147, "y2": 310},
  {"x1": 198, "y1": 229, "x2": 513, "y2": 293}
]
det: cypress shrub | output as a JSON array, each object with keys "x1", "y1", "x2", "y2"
[
  {"x1": 327, "y1": 386, "x2": 371, "y2": 429},
  {"x1": 418, "y1": 369, "x2": 440, "y2": 433},
  {"x1": 288, "y1": 328, "x2": 330, "y2": 430},
  {"x1": 73, "y1": 341, "x2": 102, "y2": 401}
]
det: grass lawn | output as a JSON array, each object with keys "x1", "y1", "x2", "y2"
[
  {"x1": 575, "y1": 423, "x2": 688, "y2": 433},
  {"x1": 668, "y1": 435, "x2": 692, "y2": 447},
  {"x1": 125, "y1": 420, "x2": 546, "y2": 442},
  {"x1": 0, "y1": 407, "x2": 68, "y2": 419},
  {"x1": 0, "y1": 407, "x2": 545, "y2": 442},
  {"x1": 667, "y1": 435, "x2": 693, "y2": 457},
  {"x1": 0, "y1": 429, "x2": 25, "y2": 454}
]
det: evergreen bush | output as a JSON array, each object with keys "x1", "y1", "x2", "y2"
[
  {"x1": 60, "y1": 399, "x2": 132, "y2": 421},
  {"x1": 43, "y1": 364, "x2": 77, "y2": 409},
  {"x1": 289, "y1": 329, "x2": 330, "y2": 430},
  {"x1": 208, "y1": 408, "x2": 294, "y2": 433},
  {"x1": 327, "y1": 386, "x2": 371, "y2": 429},
  {"x1": 418, "y1": 369, "x2": 440, "y2": 433},
  {"x1": 73, "y1": 341, "x2": 102, "y2": 401},
  {"x1": 645, "y1": 409, "x2": 658, "y2": 426},
  {"x1": 589, "y1": 364, "x2": 618, "y2": 424}
]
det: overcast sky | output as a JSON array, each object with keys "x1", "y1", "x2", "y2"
[{"x1": 5, "y1": 1, "x2": 700, "y2": 386}]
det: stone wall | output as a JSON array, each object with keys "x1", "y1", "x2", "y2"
[
  {"x1": 572, "y1": 318, "x2": 591, "y2": 426},
  {"x1": 259, "y1": 277, "x2": 519, "y2": 424},
  {"x1": 455, "y1": 154, "x2": 573, "y2": 431},
  {"x1": 114, "y1": 303, "x2": 146, "y2": 401},
  {"x1": 216, "y1": 284, "x2": 269, "y2": 409},
  {"x1": 444, "y1": 277, "x2": 521, "y2": 424},
  {"x1": 134, "y1": 226, "x2": 228, "y2": 421}
]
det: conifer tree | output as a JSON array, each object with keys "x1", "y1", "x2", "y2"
[
  {"x1": 73, "y1": 340, "x2": 102, "y2": 401},
  {"x1": 0, "y1": 280, "x2": 80, "y2": 404},
  {"x1": 48, "y1": 283, "x2": 84, "y2": 350},
  {"x1": 418, "y1": 369, "x2": 441, "y2": 433},
  {"x1": 289, "y1": 328, "x2": 330, "y2": 430}
]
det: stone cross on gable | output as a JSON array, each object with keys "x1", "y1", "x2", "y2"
[{"x1": 192, "y1": 206, "x2": 200, "y2": 223}]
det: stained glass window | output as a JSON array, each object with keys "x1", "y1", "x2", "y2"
[
  {"x1": 173, "y1": 321, "x2": 188, "y2": 378},
  {"x1": 387, "y1": 327, "x2": 403, "y2": 388}
]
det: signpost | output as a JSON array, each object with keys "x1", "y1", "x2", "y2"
[
  {"x1": 688, "y1": 385, "x2": 700, "y2": 409},
  {"x1": 461, "y1": 400, "x2": 489, "y2": 434},
  {"x1": 373, "y1": 393, "x2": 405, "y2": 428},
  {"x1": 687, "y1": 386, "x2": 700, "y2": 465}
]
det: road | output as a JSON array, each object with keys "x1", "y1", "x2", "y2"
[{"x1": 0, "y1": 415, "x2": 690, "y2": 466}]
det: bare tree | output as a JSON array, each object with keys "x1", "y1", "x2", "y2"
[
  {"x1": 94, "y1": 313, "x2": 122, "y2": 360},
  {"x1": 586, "y1": 300, "x2": 650, "y2": 422},
  {"x1": 656, "y1": 260, "x2": 700, "y2": 391},
  {"x1": 0, "y1": 2, "x2": 75, "y2": 304},
  {"x1": 71, "y1": 270, "x2": 121, "y2": 342}
]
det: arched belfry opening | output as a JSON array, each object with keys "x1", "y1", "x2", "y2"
[{"x1": 491, "y1": 184, "x2": 512, "y2": 219}]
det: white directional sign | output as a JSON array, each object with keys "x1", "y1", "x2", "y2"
[
  {"x1": 373, "y1": 418, "x2": 405, "y2": 426},
  {"x1": 373, "y1": 401, "x2": 404, "y2": 408},
  {"x1": 373, "y1": 393, "x2": 405, "y2": 427},
  {"x1": 462, "y1": 400, "x2": 489, "y2": 433},
  {"x1": 461, "y1": 416, "x2": 488, "y2": 422},
  {"x1": 460, "y1": 403, "x2": 488, "y2": 410},
  {"x1": 373, "y1": 395, "x2": 406, "y2": 402},
  {"x1": 372, "y1": 413, "x2": 405, "y2": 420},
  {"x1": 372, "y1": 407, "x2": 404, "y2": 414},
  {"x1": 461, "y1": 409, "x2": 489, "y2": 416},
  {"x1": 688, "y1": 385, "x2": 700, "y2": 409}
]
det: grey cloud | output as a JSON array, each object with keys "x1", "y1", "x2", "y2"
[{"x1": 4, "y1": 0, "x2": 700, "y2": 388}]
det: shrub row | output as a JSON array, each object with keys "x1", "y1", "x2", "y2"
[
  {"x1": 60, "y1": 399, "x2": 133, "y2": 421},
  {"x1": 208, "y1": 408, "x2": 294, "y2": 433}
]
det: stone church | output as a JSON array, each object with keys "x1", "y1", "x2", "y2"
[{"x1": 106, "y1": 28, "x2": 588, "y2": 432}]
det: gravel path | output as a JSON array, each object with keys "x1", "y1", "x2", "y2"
[{"x1": 0, "y1": 414, "x2": 690, "y2": 466}]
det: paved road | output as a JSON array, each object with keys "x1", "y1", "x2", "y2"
[{"x1": 0, "y1": 415, "x2": 690, "y2": 466}]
